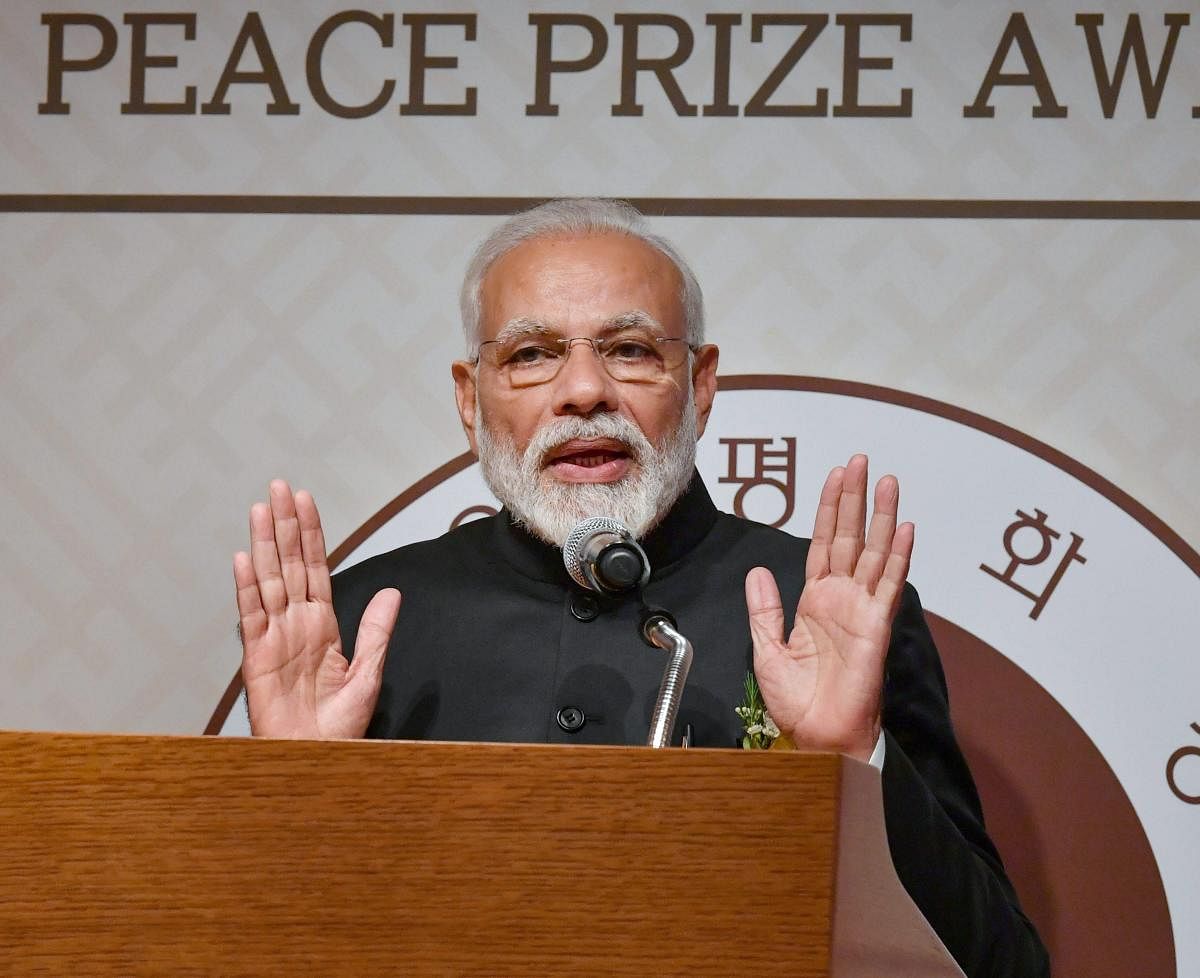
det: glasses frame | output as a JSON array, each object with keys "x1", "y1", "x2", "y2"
[{"x1": 472, "y1": 333, "x2": 697, "y2": 387}]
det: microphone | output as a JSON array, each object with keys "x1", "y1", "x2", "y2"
[
  {"x1": 564, "y1": 517, "x2": 692, "y2": 749},
  {"x1": 563, "y1": 517, "x2": 650, "y2": 594}
]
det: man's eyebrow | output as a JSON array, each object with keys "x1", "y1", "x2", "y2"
[
  {"x1": 493, "y1": 317, "x2": 553, "y2": 342},
  {"x1": 602, "y1": 310, "x2": 661, "y2": 333},
  {"x1": 492, "y1": 311, "x2": 662, "y2": 342}
]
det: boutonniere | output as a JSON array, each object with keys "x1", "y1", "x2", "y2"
[{"x1": 735, "y1": 672, "x2": 780, "y2": 750}]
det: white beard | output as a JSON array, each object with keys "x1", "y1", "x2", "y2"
[{"x1": 475, "y1": 392, "x2": 698, "y2": 548}]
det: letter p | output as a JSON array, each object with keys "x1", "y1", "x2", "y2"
[
  {"x1": 526, "y1": 14, "x2": 607, "y2": 116},
  {"x1": 39, "y1": 14, "x2": 118, "y2": 115}
]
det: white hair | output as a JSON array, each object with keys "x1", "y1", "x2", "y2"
[{"x1": 459, "y1": 198, "x2": 705, "y2": 353}]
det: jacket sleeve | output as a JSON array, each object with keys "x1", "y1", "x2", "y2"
[{"x1": 879, "y1": 584, "x2": 1050, "y2": 978}]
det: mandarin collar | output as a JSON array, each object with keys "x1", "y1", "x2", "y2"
[{"x1": 489, "y1": 471, "x2": 720, "y2": 585}]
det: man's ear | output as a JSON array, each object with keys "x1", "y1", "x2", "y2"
[
  {"x1": 451, "y1": 360, "x2": 479, "y2": 456},
  {"x1": 691, "y1": 344, "x2": 720, "y2": 438}
]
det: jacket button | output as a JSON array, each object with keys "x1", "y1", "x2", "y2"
[
  {"x1": 570, "y1": 593, "x2": 598, "y2": 621},
  {"x1": 556, "y1": 706, "x2": 586, "y2": 733}
]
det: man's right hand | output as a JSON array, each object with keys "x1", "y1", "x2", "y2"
[{"x1": 233, "y1": 480, "x2": 400, "y2": 739}]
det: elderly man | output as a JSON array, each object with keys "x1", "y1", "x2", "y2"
[{"x1": 234, "y1": 199, "x2": 1048, "y2": 977}]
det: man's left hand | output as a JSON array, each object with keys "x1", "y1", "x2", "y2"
[{"x1": 744, "y1": 454, "x2": 914, "y2": 762}]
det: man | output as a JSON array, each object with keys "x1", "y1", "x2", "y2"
[{"x1": 234, "y1": 199, "x2": 1049, "y2": 976}]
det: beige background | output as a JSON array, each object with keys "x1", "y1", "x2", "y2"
[{"x1": 1, "y1": 3, "x2": 1197, "y2": 741}]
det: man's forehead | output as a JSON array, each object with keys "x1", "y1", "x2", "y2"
[{"x1": 479, "y1": 232, "x2": 685, "y2": 338}]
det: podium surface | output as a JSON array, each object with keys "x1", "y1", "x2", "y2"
[{"x1": 0, "y1": 731, "x2": 961, "y2": 977}]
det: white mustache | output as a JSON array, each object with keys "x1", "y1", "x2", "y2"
[{"x1": 525, "y1": 413, "x2": 652, "y2": 468}]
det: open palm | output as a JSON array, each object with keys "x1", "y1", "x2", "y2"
[
  {"x1": 234, "y1": 481, "x2": 400, "y2": 739},
  {"x1": 745, "y1": 455, "x2": 913, "y2": 761}
]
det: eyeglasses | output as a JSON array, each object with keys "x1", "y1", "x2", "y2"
[{"x1": 473, "y1": 329, "x2": 696, "y2": 388}]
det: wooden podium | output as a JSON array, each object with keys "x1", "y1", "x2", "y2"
[{"x1": 0, "y1": 731, "x2": 963, "y2": 977}]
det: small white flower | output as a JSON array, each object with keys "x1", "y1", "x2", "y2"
[
  {"x1": 737, "y1": 671, "x2": 778, "y2": 750},
  {"x1": 763, "y1": 713, "x2": 780, "y2": 739}
]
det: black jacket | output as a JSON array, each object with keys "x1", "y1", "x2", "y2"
[{"x1": 334, "y1": 473, "x2": 1049, "y2": 977}]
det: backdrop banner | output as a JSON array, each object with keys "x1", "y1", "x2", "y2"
[{"x1": 2, "y1": 3, "x2": 1197, "y2": 976}]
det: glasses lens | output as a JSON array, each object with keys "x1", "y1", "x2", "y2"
[
  {"x1": 598, "y1": 330, "x2": 672, "y2": 381},
  {"x1": 488, "y1": 335, "x2": 565, "y2": 385}
]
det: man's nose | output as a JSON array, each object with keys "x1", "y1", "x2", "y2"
[{"x1": 550, "y1": 339, "x2": 619, "y2": 416}]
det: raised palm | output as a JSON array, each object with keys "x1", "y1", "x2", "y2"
[
  {"x1": 233, "y1": 481, "x2": 400, "y2": 739},
  {"x1": 745, "y1": 455, "x2": 913, "y2": 761}
]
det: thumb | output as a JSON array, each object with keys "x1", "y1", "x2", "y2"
[
  {"x1": 347, "y1": 587, "x2": 401, "y2": 691},
  {"x1": 745, "y1": 567, "x2": 785, "y2": 663}
]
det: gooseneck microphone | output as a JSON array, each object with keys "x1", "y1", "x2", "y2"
[
  {"x1": 563, "y1": 517, "x2": 693, "y2": 748},
  {"x1": 563, "y1": 517, "x2": 650, "y2": 594}
]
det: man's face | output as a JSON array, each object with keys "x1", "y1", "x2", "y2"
[{"x1": 452, "y1": 232, "x2": 719, "y2": 543}]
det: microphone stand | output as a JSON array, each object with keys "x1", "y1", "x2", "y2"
[
  {"x1": 561, "y1": 518, "x2": 693, "y2": 748},
  {"x1": 639, "y1": 609, "x2": 693, "y2": 749}
]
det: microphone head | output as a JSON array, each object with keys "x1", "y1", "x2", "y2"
[
  {"x1": 563, "y1": 517, "x2": 650, "y2": 593},
  {"x1": 563, "y1": 516, "x2": 628, "y2": 589}
]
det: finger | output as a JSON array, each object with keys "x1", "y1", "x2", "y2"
[
  {"x1": 347, "y1": 588, "x2": 401, "y2": 694},
  {"x1": 745, "y1": 567, "x2": 786, "y2": 663},
  {"x1": 295, "y1": 490, "x2": 332, "y2": 604},
  {"x1": 806, "y1": 466, "x2": 844, "y2": 581},
  {"x1": 270, "y1": 480, "x2": 307, "y2": 604},
  {"x1": 829, "y1": 454, "x2": 869, "y2": 576},
  {"x1": 249, "y1": 501, "x2": 287, "y2": 615},
  {"x1": 854, "y1": 475, "x2": 899, "y2": 592},
  {"x1": 232, "y1": 551, "x2": 266, "y2": 643},
  {"x1": 874, "y1": 521, "x2": 915, "y2": 613}
]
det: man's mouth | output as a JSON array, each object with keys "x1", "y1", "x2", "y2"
[{"x1": 544, "y1": 438, "x2": 633, "y2": 483}]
